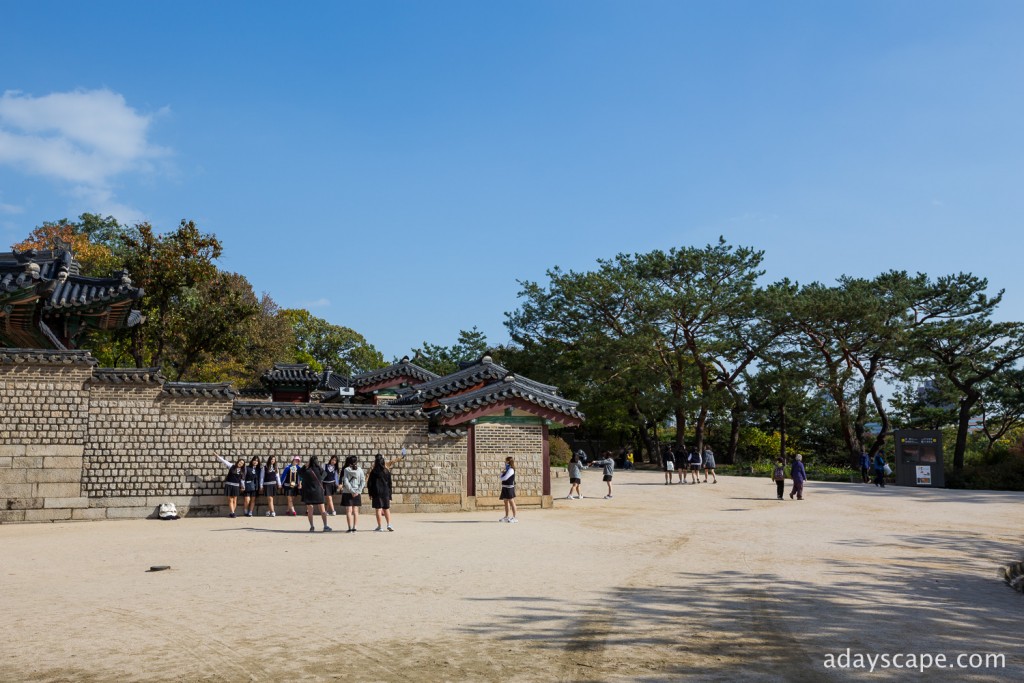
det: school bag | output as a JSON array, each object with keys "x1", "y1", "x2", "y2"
[{"x1": 772, "y1": 464, "x2": 785, "y2": 481}]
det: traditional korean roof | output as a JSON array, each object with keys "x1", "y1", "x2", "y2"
[
  {"x1": 163, "y1": 382, "x2": 236, "y2": 399},
  {"x1": 393, "y1": 355, "x2": 560, "y2": 405},
  {"x1": 260, "y1": 363, "x2": 321, "y2": 390},
  {"x1": 91, "y1": 367, "x2": 165, "y2": 385},
  {"x1": 349, "y1": 356, "x2": 439, "y2": 391},
  {"x1": 319, "y1": 369, "x2": 351, "y2": 391},
  {"x1": 232, "y1": 401, "x2": 425, "y2": 421},
  {"x1": 0, "y1": 347, "x2": 97, "y2": 366},
  {"x1": 0, "y1": 248, "x2": 144, "y2": 349},
  {"x1": 431, "y1": 373, "x2": 584, "y2": 426}
]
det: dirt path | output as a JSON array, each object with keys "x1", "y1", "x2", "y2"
[{"x1": 0, "y1": 471, "x2": 1020, "y2": 682}]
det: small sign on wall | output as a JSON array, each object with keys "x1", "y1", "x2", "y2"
[{"x1": 915, "y1": 465, "x2": 932, "y2": 486}]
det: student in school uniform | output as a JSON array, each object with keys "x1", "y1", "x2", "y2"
[
  {"x1": 280, "y1": 455, "x2": 303, "y2": 516},
  {"x1": 498, "y1": 456, "x2": 518, "y2": 523},
  {"x1": 261, "y1": 455, "x2": 281, "y2": 517},
  {"x1": 299, "y1": 455, "x2": 331, "y2": 532},
  {"x1": 592, "y1": 452, "x2": 615, "y2": 499},
  {"x1": 566, "y1": 452, "x2": 584, "y2": 499},
  {"x1": 687, "y1": 449, "x2": 702, "y2": 484},
  {"x1": 213, "y1": 453, "x2": 245, "y2": 518},
  {"x1": 662, "y1": 445, "x2": 676, "y2": 485},
  {"x1": 341, "y1": 455, "x2": 366, "y2": 533},
  {"x1": 368, "y1": 452, "x2": 403, "y2": 532},
  {"x1": 322, "y1": 455, "x2": 341, "y2": 517},
  {"x1": 241, "y1": 456, "x2": 261, "y2": 517}
]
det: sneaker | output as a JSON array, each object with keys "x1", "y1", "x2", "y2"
[
  {"x1": 346, "y1": 528, "x2": 354, "y2": 533},
  {"x1": 498, "y1": 517, "x2": 509, "y2": 523},
  {"x1": 229, "y1": 512, "x2": 236, "y2": 518},
  {"x1": 387, "y1": 526, "x2": 394, "y2": 532},
  {"x1": 288, "y1": 510, "x2": 297, "y2": 516},
  {"x1": 604, "y1": 495, "x2": 613, "y2": 499},
  {"x1": 508, "y1": 518, "x2": 519, "y2": 523},
  {"x1": 328, "y1": 511, "x2": 336, "y2": 516},
  {"x1": 309, "y1": 526, "x2": 315, "y2": 532},
  {"x1": 566, "y1": 494, "x2": 573, "y2": 499},
  {"x1": 265, "y1": 511, "x2": 272, "y2": 517},
  {"x1": 323, "y1": 526, "x2": 333, "y2": 532},
  {"x1": 374, "y1": 527, "x2": 384, "y2": 532},
  {"x1": 269, "y1": 511, "x2": 276, "y2": 517}
]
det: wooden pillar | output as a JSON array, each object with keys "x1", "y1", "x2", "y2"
[
  {"x1": 466, "y1": 424, "x2": 476, "y2": 497},
  {"x1": 542, "y1": 423, "x2": 551, "y2": 496}
]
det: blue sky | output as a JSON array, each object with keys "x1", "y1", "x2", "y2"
[{"x1": 2, "y1": 1, "x2": 1023, "y2": 359}]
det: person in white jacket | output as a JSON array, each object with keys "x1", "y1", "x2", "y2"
[{"x1": 341, "y1": 456, "x2": 366, "y2": 533}]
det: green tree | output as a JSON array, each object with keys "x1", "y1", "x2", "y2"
[
  {"x1": 283, "y1": 309, "x2": 385, "y2": 375},
  {"x1": 906, "y1": 273, "x2": 1024, "y2": 471},
  {"x1": 408, "y1": 327, "x2": 489, "y2": 376}
]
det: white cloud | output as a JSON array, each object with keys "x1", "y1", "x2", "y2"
[
  {"x1": 0, "y1": 89, "x2": 169, "y2": 220},
  {"x1": 302, "y1": 297, "x2": 332, "y2": 308},
  {"x1": 0, "y1": 201, "x2": 23, "y2": 214}
]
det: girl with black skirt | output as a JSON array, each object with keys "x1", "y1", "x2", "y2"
[
  {"x1": 299, "y1": 455, "x2": 331, "y2": 532},
  {"x1": 322, "y1": 455, "x2": 340, "y2": 517},
  {"x1": 280, "y1": 455, "x2": 302, "y2": 516},
  {"x1": 341, "y1": 455, "x2": 366, "y2": 533},
  {"x1": 213, "y1": 453, "x2": 245, "y2": 518},
  {"x1": 261, "y1": 455, "x2": 281, "y2": 517},
  {"x1": 499, "y1": 456, "x2": 518, "y2": 523},
  {"x1": 368, "y1": 453, "x2": 401, "y2": 532},
  {"x1": 242, "y1": 456, "x2": 261, "y2": 517}
]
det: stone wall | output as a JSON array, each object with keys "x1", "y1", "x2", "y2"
[
  {"x1": 473, "y1": 421, "x2": 548, "y2": 507},
  {"x1": 0, "y1": 354, "x2": 93, "y2": 522},
  {"x1": 1, "y1": 351, "x2": 552, "y2": 522}
]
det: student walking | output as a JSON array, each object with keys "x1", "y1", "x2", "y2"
[
  {"x1": 662, "y1": 446, "x2": 676, "y2": 485},
  {"x1": 772, "y1": 458, "x2": 786, "y2": 500},
  {"x1": 261, "y1": 455, "x2": 280, "y2": 517},
  {"x1": 368, "y1": 453, "x2": 401, "y2": 531},
  {"x1": 341, "y1": 455, "x2": 366, "y2": 533},
  {"x1": 242, "y1": 456, "x2": 261, "y2": 517},
  {"x1": 214, "y1": 453, "x2": 244, "y2": 517},
  {"x1": 675, "y1": 446, "x2": 686, "y2": 483},
  {"x1": 299, "y1": 455, "x2": 331, "y2": 532},
  {"x1": 566, "y1": 452, "x2": 584, "y2": 499},
  {"x1": 860, "y1": 451, "x2": 871, "y2": 484},
  {"x1": 789, "y1": 454, "x2": 806, "y2": 500},
  {"x1": 687, "y1": 449, "x2": 702, "y2": 484},
  {"x1": 702, "y1": 447, "x2": 718, "y2": 484},
  {"x1": 322, "y1": 455, "x2": 340, "y2": 517},
  {"x1": 499, "y1": 456, "x2": 518, "y2": 522},
  {"x1": 281, "y1": 455, "x2": 302, "y2": 516},
  {"x1": 592, "y1": 452, "x2": 615, "y2": 499}
]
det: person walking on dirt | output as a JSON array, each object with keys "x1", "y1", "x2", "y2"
[
  {"x1": 662, "y1": 445, "x2": 676, "y2": 485},
  {"x1": 687, "y1": 449, "x2": 702, "y2": 484},
  {"x1": 873, "y1": 452, "x2": 887, "y2": 488},
  {"x1": 702, "y1": 447, "x2": 718, "y2": 483},
  {"x1": 860, "y1": 451, "x2": 871, "y2": 484},
  {"x1": 789, "y1": 454, "x2": 806, "y2": 500},
  {"x1": 772, "y1": 457, "x2": 786, "y2": 500},
  {"x1": 299, "y1": 455, "x2": 331, "y2": 532}
]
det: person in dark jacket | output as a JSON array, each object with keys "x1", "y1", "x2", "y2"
[
  {"x1": 368, "y1": 452, "x2": 403, "y2": 531},
  {"x1": 299, "y1": 455, "x2": 331, "y2": 532},
  {"x1": 662, "y1": 445, "x2": 676, "y2": 485},
  {"x1": 860, "y1": 451, "x2": 871, "y2": 484},
  {"x1": 873, "y1": 452, "x2": 887, "y2": 488},
  {"x1": 214, "y1": 453, "x2": 245, "y2": 517},
  {"x1": 789, "y1": 454, "x2": 807, "y2": 500},
  {"x1": 242, "y1": 456, "x2": 261, "y2": 518}
]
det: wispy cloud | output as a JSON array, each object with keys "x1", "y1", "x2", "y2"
[
  {"x1": 0, "y1": 88, "x2": 169, "y2": 220},
  {"x1": 0, "y1": 201, "x2": 23, "y2": 214},
  {"x1": 302, "y1": 297, "x2": 332, "y2": 308}
]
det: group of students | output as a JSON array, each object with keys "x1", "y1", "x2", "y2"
[
  {"x1": 214, "y1": 452, "x2": 401, "y2": 533},
  {"x1": 565, "y1": 450, "x2": 618, "y2": 500},
  {"x1": 661, "y1": 445, "x2": 718, "y2": 485}
]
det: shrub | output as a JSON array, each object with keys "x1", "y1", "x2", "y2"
[{"x1": 549, "y1": 435, "x2": 572, "y2": 468}]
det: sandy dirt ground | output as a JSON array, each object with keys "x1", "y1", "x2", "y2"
[{"x1": 0, "y1": 470, "x2": 1020, "y2": 682}]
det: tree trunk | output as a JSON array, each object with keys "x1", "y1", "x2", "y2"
[
  {"x1": 726, "y1": 407, "x2": 740, "y2": 465},
  {"x1": 953, "y1": 393, "x2": 979, "y2": 471},
  {"x1": 674, "y1": 407, "x2": 687, "y2": 449},
  {"x1": 780, "y1": 405, "x2": 787, "y2": 463}
]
